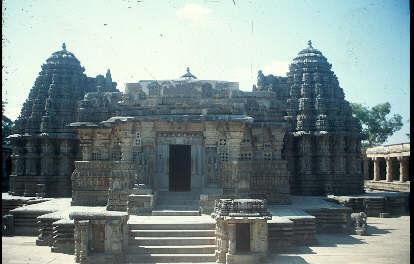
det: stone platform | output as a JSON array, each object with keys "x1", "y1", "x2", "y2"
[
  {"x1": 3, "y1": 193, "x2": 407, "y2": 262},
  {"x1": 365, "y1": 180, "x2": 410, "y2": 192},
  {"x1": 328, "y1": 190, "x2": 410, "y2": 217},
  {"x1": 2, "y1": 193, "x2": 51, "y2": 216}
]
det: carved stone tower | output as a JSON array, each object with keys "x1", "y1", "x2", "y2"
[
  {"x1": 284, "y1": 41, "x2": 363, "y2": 195},
  {"x1": 9, "y1": 43, "x2": 117, "y2": 197}
]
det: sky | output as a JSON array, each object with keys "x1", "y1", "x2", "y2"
[{"x1": 2, "y1": 0, "x2": 410, "y2": 144}]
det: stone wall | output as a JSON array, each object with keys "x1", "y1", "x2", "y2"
[{"x1": 71, "y1": 116, "x2": 291, "y2": 207}]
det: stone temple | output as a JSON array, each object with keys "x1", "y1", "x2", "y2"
[
  {"x1": 9, "y1": 41, "x2": 363, "y2": 202},
  {"x1": 4, "y1": 42, "x2": 407, "y2": 264}
]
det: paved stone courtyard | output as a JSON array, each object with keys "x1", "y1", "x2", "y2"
[
  {"x1": 271, "y1": 216, "x2": 410, "y2": 264},
  {"x1": 2, "y1": 216, "x2": 409, "y2": 264}
]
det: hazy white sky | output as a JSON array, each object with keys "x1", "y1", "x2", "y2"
[{"x1": 2, "y1": 0, "x2": 410, "y2": 144}]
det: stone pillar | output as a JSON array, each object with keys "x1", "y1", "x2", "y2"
[
  {"x1": 397, "y1": 156, "x2": 408, "y2": 182},
  {"x1": 373, "y1": 157, "x2": 380, "y2": 181},
  {"x1": 251, "y1": 220, "x2": 268, "y2": 253},
  {"x1": 105, "y1": 219, "x2": 123, "y2": 254},
  {"x1": 215, "y1": 220, "x2": 227, "y2": 263},
  {"x1": 80, "y1": 141, "x2": 92, "y2": 161},
  {"x1": 227, "y1": 223, "x2": 236, "y2": 255},
  {"x1": 76, "y1": 220, "x2": 90, "y2": 264},
  {"x1": 363, "y1": 158, "x2": 369, "y2": 180},
  {"x1": 385, "y1": 157, "x2": 393, "y2": 182}
]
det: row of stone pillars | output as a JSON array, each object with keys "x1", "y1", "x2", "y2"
[{"x1": 364, "y1": 156, "x2": 409, "y2": 182}]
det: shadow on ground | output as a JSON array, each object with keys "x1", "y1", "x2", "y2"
[
  {"x1": 268, "y1": 255, "x2": 311, "y2": 264},
  {"x1": 276, "y1": 246, "x2": 316, "y2": 255},
  {"x1": 367, "y1": 225, "x2": 393, "y2": 235},
  {"x1": 315, "y1": 233, "x2": 366, "y2": 247}
]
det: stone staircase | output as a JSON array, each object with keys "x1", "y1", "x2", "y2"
[
  {"x1": 126, "y1": 222, "x2": 216, "y2": 263},
  {"x1": 152, "y1": 191, "x2": 200, "y2": 216}
]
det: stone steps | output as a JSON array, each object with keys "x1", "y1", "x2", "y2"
[
  {"x1": 12, "y1": 210, "x2": 50, "y2": 235},
  {"x1": 128, "y1": 245, "x2": 216, "y2": 254},
  {"x1": 130, "y1": 229, "x2": 214, "y2": 237},
  {"x1": 152, "y1": 210, "x2": 199, "y2": 216},
  {"x1": 126, "y1": 253, "x2": 216, "y2": 263},
  {"x1": 127, "y1": 220, "x2": 216, "y2": 263},
  {"x1": 129, "y1": 223, "x2": 215, "y2": 230},
  {"x1": 157, "y1": 199, "x2": 199, "y2": 206},
  {"x1": 154, "y1": 191, "x2": 200, "y2": 216},
  {"x1": 130, "y1": 237, "x2": 216, "y2": 246}
]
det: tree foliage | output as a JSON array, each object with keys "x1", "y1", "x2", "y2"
[
  {"x1": 350, "y1": 102, "x2": 403, "y2": 147},
  {"x1": 2, "y1": 101, "x2": 14, "y2": 145}
]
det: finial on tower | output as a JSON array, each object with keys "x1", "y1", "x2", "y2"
[
  {"x1": 106, "y1": 69, "x2": 112, "y2": 80},
  {"x1": 307, "y1": 40, "x2": 313, "y2": 48},
  {"x1": 180, "y1": 66, "x2": 197, "y2": 79},
  {"x1": 62, "y1": 43, "x2": 66, "y2": 51}
]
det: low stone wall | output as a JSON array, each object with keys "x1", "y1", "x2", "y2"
[
  {"x1": 36, "y1": 212, "x2": 64, "y2": 246},
  {"x1": 51, "y1": 219, "x2": 74, "y2": 254},
  {"x1": 127, "y1": 194, "x2": 154, "y2": 215},
  {"x1": 12, "y1": 209, "x2": 53, "y2": 236},
  {"x1": 305, "y1": 207, "x2": 351, "y2": 233},
  {"x1": 2, "y1": 197, "x2": 29, "y2": 216},
  {"x1": 70, "y1": 210, "x2": 129, "y2": 264},
  {"x1": 268, "y1": 217, "x2": 294, "y2": 251},
  {"x1": 267, "y1": 216, "x2": 317, "y2": 248},
  {"x1": 290, "y1": 217, "x2": 317, "y2": 245},
  {"x1": 2, "y1": 194, "x2": 50, "y2": 216},
  {"x1": 365, "y1": 180, "x2": 410, "y2": 193},
  {"x1": 83, "y1": 253, "x2": 120, "y2": 264},
  {"x1": 329, "y1": 193, "x2": 409, "y2": 217},
  {"x1": 199, "y1": 193, "x2": 221, "y2": 214}
]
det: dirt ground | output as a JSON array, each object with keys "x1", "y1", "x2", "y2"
[{"x1": 2, "y1": 216, "x2": 410, "y2": 264}]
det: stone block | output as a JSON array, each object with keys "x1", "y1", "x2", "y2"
[
  {"x1": 127, "y1": 194, "x2": 154, "y2": 215},
  {"x1": 2, "y1": 214, "x2": 14, "y2": 236}
]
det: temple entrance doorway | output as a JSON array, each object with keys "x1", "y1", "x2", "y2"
[
  {"x1": 169, "y1": 145, "x2": 191, "y2": 192},
  {"x1": 236, "y1": 223, "x2": 251, "y2": 252}
]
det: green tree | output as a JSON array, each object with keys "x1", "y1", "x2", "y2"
[
  {"x1": 2, "y1": 101, "x2": 14, "y2": 145},
  {"x1": 351, "y1": 102, "x2": 403, "y2": 147}
]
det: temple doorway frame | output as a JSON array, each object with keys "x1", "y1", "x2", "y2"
[{"x1": 169, "y1": 144, "x2": 191, "y2": 192}]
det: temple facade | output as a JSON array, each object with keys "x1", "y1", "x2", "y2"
[{"x1": 8, "y1": 41, "x2": 363, "y2": 209}]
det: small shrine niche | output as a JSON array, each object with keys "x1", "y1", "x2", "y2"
[{"x1": 212, "y1": 199, "x2": 272, "y2": 264}]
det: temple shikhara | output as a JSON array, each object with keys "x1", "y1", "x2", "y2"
[{"x1": 3, "y1": 42, "x2": 408, "y2": 264}]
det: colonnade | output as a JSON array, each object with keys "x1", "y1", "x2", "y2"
[{"x1": 362, "y1": 143, "x2": 410, "y2": 183}]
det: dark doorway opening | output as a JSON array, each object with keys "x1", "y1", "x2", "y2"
[
  {"x1": 91, "y1": 224, "x2": 105, "y2": 253},
  {"x1": 236, "y1": 223, "x2": 251, "y2": 253},
  {"x1": 169, "y1": 145, "x2": 191, "y2": 191}
]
